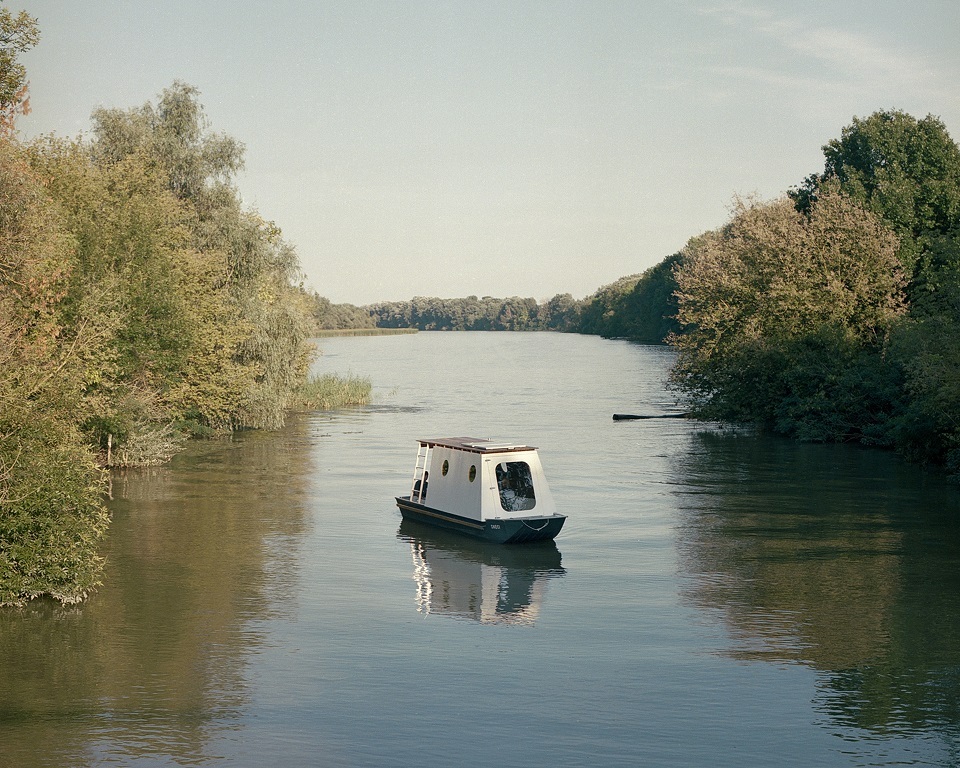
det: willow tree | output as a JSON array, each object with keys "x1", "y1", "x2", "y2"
[
  {"x1": 88, "y1": 82, "x2": 312, "y2": 431},
  {"x1": 671, "y1": 189, "x2": 906, "y2": 441},
  {"x1": 27, "y1": 136, "x2": 203, "y2": 461}
]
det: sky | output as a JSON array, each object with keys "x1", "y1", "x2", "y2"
[{"x1": 7, "y1": 1, "x2": 960, "y2": 305}]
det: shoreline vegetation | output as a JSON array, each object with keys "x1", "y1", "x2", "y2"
[
  {"x1": 0, "y1": 13, "x2": 371, "y2": 606},
  {"x1": 1, "y1": 9, "x2": 958, "y2": 606},
  {"x1": 291, "y1": 373, "x2": 372, "y2": 411}
]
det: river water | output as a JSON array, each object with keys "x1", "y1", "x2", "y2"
[{"x1": 2, "y1": 332, "x2": 959, "y2": 767}]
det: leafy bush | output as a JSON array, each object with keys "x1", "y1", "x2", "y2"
[
  {"x1": 0, "y1": 138, "x2": 109, "y2": 605},
  {"x1": 670, "y1": 190, "x2": 905, "y2": 439}
]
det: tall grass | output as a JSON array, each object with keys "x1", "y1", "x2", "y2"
[{"x1": 292, "y1": 373, "x2": 372, "y2": 410}]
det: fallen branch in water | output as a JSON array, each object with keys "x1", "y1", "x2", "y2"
[{"x1": 612, "y1": 413, "x2": 689, "y2": 421}]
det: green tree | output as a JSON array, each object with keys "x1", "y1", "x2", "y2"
[
  {"x1": 887, "y1": 231, "x2": 960, "y2": 466},
  {"x1": 791, "y1": 109, "x2": 960, "y2": 281},
  {"x1": 539, "y1": 292, "x2": 581, "y2": 331},
  {"x1": 28, "y1": 137, "x2": 199, "y2": 451},
  {"x1": 671, "y1": 190, "x2": 905, "y2": 440},
  {"x1": 791, "y1": 110, "x2": 960, "y2": 468},
  {"x1": 612, "y1": 254, "x2": 682, "y2": 343},
  {"x1": 576, "y1": 274, "x2": 643, "y2": 337},
  {"x1": 498, "y1": 296, "x2": 538, "y2": 330},
  {"x1": 90, "y1": 81, "x2": 243, "y2": 211},
  {"x1": 87, "y1": 83, "x2": 312, "y2": 431},
  {"x1": 303, "y1": 291, "x2": 376, "y2": 332},
  {"x1": 0, "y1": 138, "x2": 109, "y2": 605}
]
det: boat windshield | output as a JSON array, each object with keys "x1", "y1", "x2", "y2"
[{"x1": 495, "y1": 461, "x2": 537, "y2": 511}]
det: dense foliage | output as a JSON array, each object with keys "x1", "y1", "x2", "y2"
[
  {"x1": 575, "y1": 274, "x2": 642, "y2": 337},
  {"x1": 671, "y1": 110, "x2": 960, "y2": 472},
  {"x1": 0, "y1": 9, "x2": 110, "y2": 605},
  {"x1": 0, "y1": 138, "x2": 110, "y2": 605},
  {"x1": 791, "y1": 110, "x2": 960, "y2": 282},
  {"x1": 83, "y1": 83, "x2": 314, "y2": 432},
  {"x1": 577, "y1": 258, "x2": 682, "y2": 343},
  {"x1": 786, "y1": 110, "x2": 960, "y2": 466},
  {"x1": 671, "y1": 190, "x2": 906, "y2": 439},
  {"x1": 1, "y1": 74, "x2": 319, "y2": 603}
]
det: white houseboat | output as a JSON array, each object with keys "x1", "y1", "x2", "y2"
[{"x1": 395, "y1": 437, "x2": 566, "y2": 544}]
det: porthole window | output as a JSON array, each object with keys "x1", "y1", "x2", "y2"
[
  {"x1": 468, "y1": 465, "x2": 477, "y2": 482},
  {"x1": 441, "y1": 460, "x2": 449, "y2": 476}
]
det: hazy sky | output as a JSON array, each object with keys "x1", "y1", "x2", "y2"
[{"x1": 8, "y1": 1, "x2": 960, "y2": 305}]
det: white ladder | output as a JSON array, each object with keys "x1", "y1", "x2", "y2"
[{"x1": 411, "y1": 442, "x2": 430, "y2": 502}]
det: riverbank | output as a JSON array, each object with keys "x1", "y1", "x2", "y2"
[
  {"x1": 0, "y1": 370, "x2": 373, "y2": 608},
  {"x1": 311, "y1": 328, "x2": 418, "y2": 338}
]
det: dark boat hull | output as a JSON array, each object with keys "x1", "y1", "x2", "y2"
[{"x1": 395, "y1": 496, "x2": 566, "y2": 544}]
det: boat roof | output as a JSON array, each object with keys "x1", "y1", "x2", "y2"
[{"x1": 416, "y1": 437, "x2": 537, "y2": 454}]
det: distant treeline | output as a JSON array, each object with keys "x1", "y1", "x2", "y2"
[
  {"x1": 366, "y1": 294, "x2": 579, "y2": 332},
  {"x1": 302, "y1": 292, "x2": 378, "y2": 332},
  {"x1": 308, "y1": 273, "x2": 679, "y2": 341}
]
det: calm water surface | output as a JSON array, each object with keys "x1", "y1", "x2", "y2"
[{"x1": 2, "y1": 332, "x2": 959, "y2": 767}]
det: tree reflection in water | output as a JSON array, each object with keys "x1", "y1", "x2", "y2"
[
  {"x1": 0, "y1": 418, "x2": 314, "y2": 767},
  {"x1": 672, "y1": 430, "x2": 960, "y2": 739}
]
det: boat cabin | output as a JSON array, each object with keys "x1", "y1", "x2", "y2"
[{"x1": 397, "y1": 437, "x2": 565, "y2": 543}]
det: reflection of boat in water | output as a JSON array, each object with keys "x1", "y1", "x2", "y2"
[
  {"x1": 397, "y1": 518, "x2": 565, "y2": 625},
  {"x1": 396, "y1": 437, "x2": 567, "y2": 543}
]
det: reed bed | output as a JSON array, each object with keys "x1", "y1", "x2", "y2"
[{"x1": 293, "y1": 373, "x2": 372, "y2": 410}]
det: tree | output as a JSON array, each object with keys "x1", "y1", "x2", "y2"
[
  {"x1": 0, "y1": 138, "x2": 109, "y2": 605},
  {"x1": 87, "y1": 83, "x2": 312, "y2": 431},
  {"x1": 576, "y1": 274, "x2": 643, "y2": 337},
  {"x1": 671, "y1": 190, "x2": 905, "y2": 440},
  {"x1": 90, "y1": 81, "x2": 244, "y2": 210},
  {"x1": 887, "y1": 231, "x2": 960, "y2": 466},
  {"x1": 26, "y1": 133, "x2": 220, "y2": 465},
  {"x1": 0, "y1": 7, "x2": 39, "y2": 135},
  {"x1": 613, "y1": 254, "x2": 682, "y2": 343},
  {"x1": 539, "y1": 293, "x2": 581, "y2": 332},
  {"x1": 302, "y1": 291, "x2": 376, "y2": 331},
  {"x1": 790, "y1": 109, "x2": 960, "y2": 468},
  {"x1": 791, "y1": 110, "x2": 960, "y2": 280}
]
